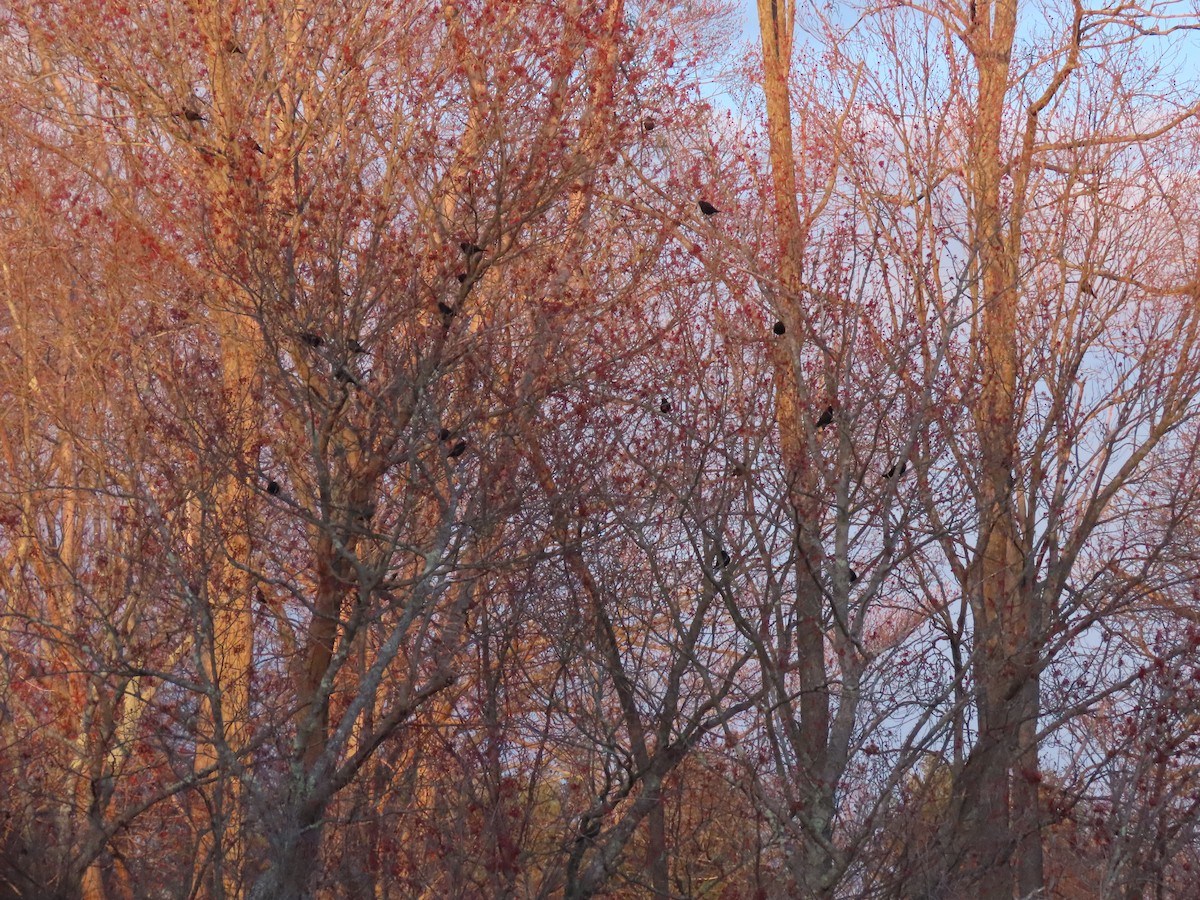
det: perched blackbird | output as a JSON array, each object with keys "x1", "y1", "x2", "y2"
[
  {"x1": 816, "y1": 405, "x2": 834, "y2": 429},
  {"x1": 456, "y1": 273, "x2": 468, "y2": 283},
  {"x1": 266, "y1": 480, "x2": 280, "y2": 496},
  {"x1": 300, "y1": 332, "x2": 323, "y2": 348},
  {"x1": 439, "y1": 428, "x2": 451, "y2": 441},
  {"x1": 183, "y1": 108, "x2": 205, "y2": 123},
  {"x1": 642, "y1": 117, "x2": 656, "y2": 132},
  {"x1": 773, "y1": 321, "x2": 786, "y2": 336},
  {"x1": 347, "y1": 338, "x2": 367, "y2": 354},
  {"x1": 698, "y1": 200, "x2": 719, "y2": 216},
  {"x1": 460, "y1": 241, "x2": 483, "y2": 256},
  {"x1": 719, "y1": 549, "x2": 731, "y2": 567},
  {"x1": 883, "y1": 461, "x2": 908, "y2": 479},
  {"x1": 659, "y1": 397, "x2": 671, "y2": 413},
  {"x1": 438, "y1": 301, "x2": 455, "y2": 317},
  {"x1": 448, "y1": 439, "x2": 467, "y2": 458},
  {"x1": 849, "y1": 568, "x2": 858, "y2": 584}
]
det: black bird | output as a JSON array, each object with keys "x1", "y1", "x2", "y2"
[
  {"x1": 698, "y1": 200, "x2": 719, "y2": 216},
  {"x1": 883, "y1": 461, "x2": 908, "y2": 479},
  {"x1": 773, "y1": 321, "x2": 786, "y2": 336},
  {"x1": 718, "y1": 549, "x2": 731, "y2": 568},
  {"x1": 460, "y1": 241, "x2": 483, "y2": 256},
  {"x1": 439, "y1": 428, "x2": 451, "y2": 441},
  {"x1": 266, "y1": 480, "x2": 280, "y2": 496},
  {"x1": 438, "y1": 301, "x2": 455, "y2": 318},
  {"x1": 816, "y1": 405, "x2": 834, "y2": 430},
  {"x1": 347, "y1": 338, "x2": 367, "y2": 354},
  {"x1": 300, "y1": 331, "x2": 323, "y2": 348},
  {"x1": 183, "y1": 108, "x2": 205, "y2": 123},
  {"x1": 334, "y1": 365, "x2": 358, "y2": 385},
  {"x1": 849, "y1": 568, "x2": 858, "y2": 584},
  {"x1": 448, "y1": 439, "x2": 467, "y2": 458},
  {"x1": 456, "y1": 273, "x2": 468, "y2": 283},
  {"x1": 642, "y1": 117, "x2": 656, "y2": 132},
  {"x1": 659, "y1": 397, "x2": 671, "y2": 414}
]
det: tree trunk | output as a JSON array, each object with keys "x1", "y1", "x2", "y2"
[
  {"x1": 755, "y1": 1, "x2": 838, "y2": 892},
  {"x1": 645, "y1": 786, "x2": 670, "y2": 897},
  {"x1": 949, "y1": 0, "x2": 1043, "y2": 895}
]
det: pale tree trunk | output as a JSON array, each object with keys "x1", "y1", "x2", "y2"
[
  {"x1": 194, "y1": 317, "x2": 256, "y2": 900},
  {"x1": 756, "y1": 0, "x2": 838, "y2": 892},
  {"x1": 189, "y1": 9, "x2": 263, "y2": 896},
  {"x1": 949, "y1": 0, "x2": 1043, "y2": 895}
]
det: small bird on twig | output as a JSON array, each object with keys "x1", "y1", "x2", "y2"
[
  {"x1": 816, "y1": 405, "x2": 834, "y2": 430},
  {"x1": 773, "y1": 321, "x2": 786, "y2": 336},
  {"x1": 659, "y1": 397, "x2": 672, "y2": 413},
  {"x1": 448, "y1": 440, "x2": 467, "y2": 458},
  {"x1": 698, "y1": 200, "x2": 720, "y2": 216},
  {"x1": 883, "y1": 461, "x2": 907, "y2": 479}
]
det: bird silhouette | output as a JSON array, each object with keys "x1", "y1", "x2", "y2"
[
  {"x1": 266, "y1": 480, "x2": 280, "y2": 496},
  {"x1": 816, "y1": 405, "x2": 834, "y2": 429},
  {"x1": 439, "y1": 428, "x2": 451, "y2": 442},
  {"x1": 448, "y1": 440, "x2": 467, "y2": 458},
  {"x1": 300, "y1": 332, "x2": 323, "y2": 349},
  {"x1": 334, "y1": 365, "x2": 358, "y2": 385},
  {"x1": 883, "y1": 461, "x2": 907, "y2": 479},
  {"x1": 642, "y1": 118, "x2": 656, "y2": 132},
  {"x1": 773, "y1": 321, "x2": 786, "y2": 335},
  {"x1": 438, "y1": 301, "x2": 455, "y2": 317},
  {"x1": 718, "y1": 549, "x2": 731, "y2": 567},
  {"x1": 849, "y1": 568, "x2": 858, "y2": 584},
  {"x1": 456, "y1": 273, "x2": 468, "y2": 283},
  {"x1": 698, "y1": 200, "x2": 719, "y2": 216},
  {"x1": 460, "y1": 241, "x2": 483, "y2": 256},
  {"x1": 347, "y1": 338, "x2": 367, "y2": 354},
  {"x1": 182, "y1": 108, "x2": 205, "y2": 123},
  {"x1": 659, "y1": 398, "x2": 671, "y2": 413}
]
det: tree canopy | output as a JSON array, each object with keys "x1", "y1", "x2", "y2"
[{"x1": 3, "y1": 0, "x2": 1200, "y2": 897}]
